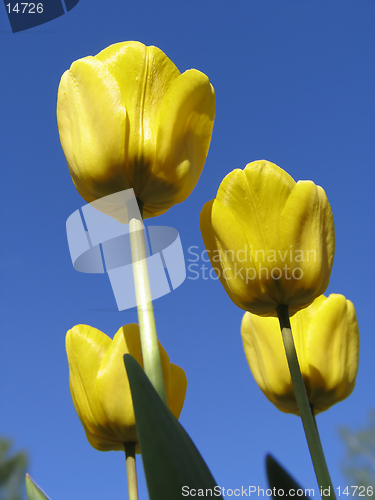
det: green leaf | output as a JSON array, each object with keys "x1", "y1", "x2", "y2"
[
  {"x1": 266, "y1": 455, "x2": 310, "y2": 499},
  {"x1": 124, "y1": 354, "x2": 223, "y2": 500},
  {"x1": 25, "y1": 474, "x2": 52, "y2": 500}
]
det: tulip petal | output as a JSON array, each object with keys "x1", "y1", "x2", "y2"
[
  {"x1": 142, "y1": 69, "x2": 215, "y2": 217},
  {"x1": 66, "y1": 325, "x2": 117, "y2": 444},
  {"x1": 168, "y1": 364, "x2": 188, "y2": 419},
  {"x1": 306, "y1": 295, "x2": 359, "y2": 412},
  {"x1": 216, "y1": 162, "x2": 295, "y2": 253},
  {"x1": 95, "y1": 41, "x2": 181, "y2": 199},
  {"x1": 241, "y1": 312, "x2": 297, "y2": 413},
  {"x1": 289, "y1": 294, "x2": 324, "y2": 370},
  {"x1": 69, "y1": 384, "x2": 125, "y2": 451},
  {"x1": 57, "y1": 56, "x2": 128, "y2": 202},
  {"x1": 279, "y1": 181, "x2": 335, "y2": 308},
  {"x1": 200, "y1": 199, "x2": 244, "y2": 306},
  {"x1": 96, "y1": 324, "x2": 142, "y2": 443},
  {"x1": 201, "y1": 195, "x2": 270, "y2": 312}
]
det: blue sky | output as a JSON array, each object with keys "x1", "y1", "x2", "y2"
[{"x1": 1, "y1": 1, "x2": 374, "y2": 499}]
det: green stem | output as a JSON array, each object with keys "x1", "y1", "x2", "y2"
[
  {"x1": 128, "y1": 203, "x2": 167, "y2": 404},
  {"x1": 124, "y1": 442, "x2": 139, "y2": 500},
  {"x1": 276, "y1": 305, "x2": 336, "y2": 500}
]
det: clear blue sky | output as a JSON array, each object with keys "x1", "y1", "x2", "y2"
[{"x1": 1, "y1": 1, "x2": 374, "y2": 499}]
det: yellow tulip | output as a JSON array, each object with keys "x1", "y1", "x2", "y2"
[
  {"x1": 200, "y1": 160, "x2": 335, "y2": 316},
  {"x1": 241, "y1": 294, "x2": 359, "y2": 415},
  {"x1": 57, "y1": 41, "x2": 215, "y2": 218},
  {"x1": 66, "y1": 323, "x2": 187, "y2": 451}
]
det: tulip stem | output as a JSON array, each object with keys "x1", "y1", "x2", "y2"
[
  {"x1": 277, "y1": 305, "x2": 337, "y2": 500},
  {"x1": 129, "y1": 205, "x2": 167, "y2": 405},
  {"x1": 124, "y1": 442, "x2": 139, "y2": 500}
]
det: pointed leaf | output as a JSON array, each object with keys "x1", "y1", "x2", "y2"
[
  {"x1": 124, "y1": 354, "x2": 223, "y2": 500},
  {"x1": 25, "y1": 474, "x2": 52, "y2": 500},
  {"x1": 266, "y1": 455, "x2": 309, "y2": 499}
]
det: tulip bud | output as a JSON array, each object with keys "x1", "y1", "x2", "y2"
[
  {"x1": 200, "y1": 160, "x2": 335, "y2": 316},
  {"x1": 57, "y1": 41, "x2": 215, "y2": 218},
  {"x1": 241, "y1": 294, "x2": 359, "y2": 414},
  {"x1": 66, "y1": 323, "x2": 187, "y2": 451}
]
